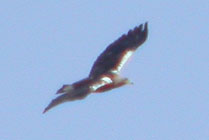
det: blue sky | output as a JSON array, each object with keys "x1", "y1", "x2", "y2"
[{"x1": 1, "y1": 0, "x2": 209, "y2": 139}]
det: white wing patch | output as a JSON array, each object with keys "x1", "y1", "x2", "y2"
[
  {"x1": 111, "y1": 50, "x2": 134, "y2": 74},
  {"x1": 90, "y1": 76, "x2": 113, "y2": 91},
  {"x1": 101, "y1": 76, "x2": 113, "y2": 83}
]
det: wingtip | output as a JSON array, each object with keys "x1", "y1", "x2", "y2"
[
  {"x1": 136, "y1": 22, "x2": 148, "y2": 32},
  {"x1": 144, "y1": 22, "x2": 148, "y2": 30},
  {"x1": 42, "y1": 108, "x2": 48, "y2": 114},
  {"x1": 138, "y1": 21, "x2": 148, "y2": 26},
  {"x1": 42, "y1": 102, "x2": 54, "y2": 114},
  {"x1": 143, "y1": 22, "x2": 148, "y2": 39}
]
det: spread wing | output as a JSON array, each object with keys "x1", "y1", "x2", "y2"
[{"x1": 89, "y1": 22, "x2": 148, "y2": 79}]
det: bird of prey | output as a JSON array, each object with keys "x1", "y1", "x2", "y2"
[{"x1": 43, "y1": 22, "x2": 148, "y2": 113}]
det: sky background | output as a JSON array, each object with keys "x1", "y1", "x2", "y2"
[{"x1": 0, "y1": 0, "x2": 209, "y2": 139}]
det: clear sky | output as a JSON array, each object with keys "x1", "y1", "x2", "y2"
[{"x1": 1, "y1": 0, "x2": 209, "y2": 139}]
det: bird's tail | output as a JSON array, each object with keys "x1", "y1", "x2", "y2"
[{"x1": 56, "y1": 84, "x2": 73, "y2": 94}]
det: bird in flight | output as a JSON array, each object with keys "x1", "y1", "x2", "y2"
[{"x1": 43, "y1": 22, "x2": 148, "y2": 113}]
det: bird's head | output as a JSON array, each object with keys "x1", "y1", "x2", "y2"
[
  {"x1": 113, "y1": 76, "x2": 134, "y2": 89},
  {"x1": 122, "y1": 78, "x2": 134, "y2": 85}
]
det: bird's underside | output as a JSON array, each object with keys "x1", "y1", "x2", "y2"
[{"x1": 43, "y1": 22, "x2": 148, "y2": 113}]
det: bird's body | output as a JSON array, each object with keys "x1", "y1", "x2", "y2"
[{"x1": 43, "y1": 22, "x2": 148, "y2": 113}]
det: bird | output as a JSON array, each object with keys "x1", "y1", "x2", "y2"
[{"x1": 43, "y1": 22, "x2": 148, "y2": 113}]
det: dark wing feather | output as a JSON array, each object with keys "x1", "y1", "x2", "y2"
[{"x1": 89, "y1": 22, "x2": 148, "y2": 79}]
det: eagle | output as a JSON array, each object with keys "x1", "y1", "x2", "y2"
[{"x1": 43, "y1": 22, "x2": 148, "y2": 113}]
